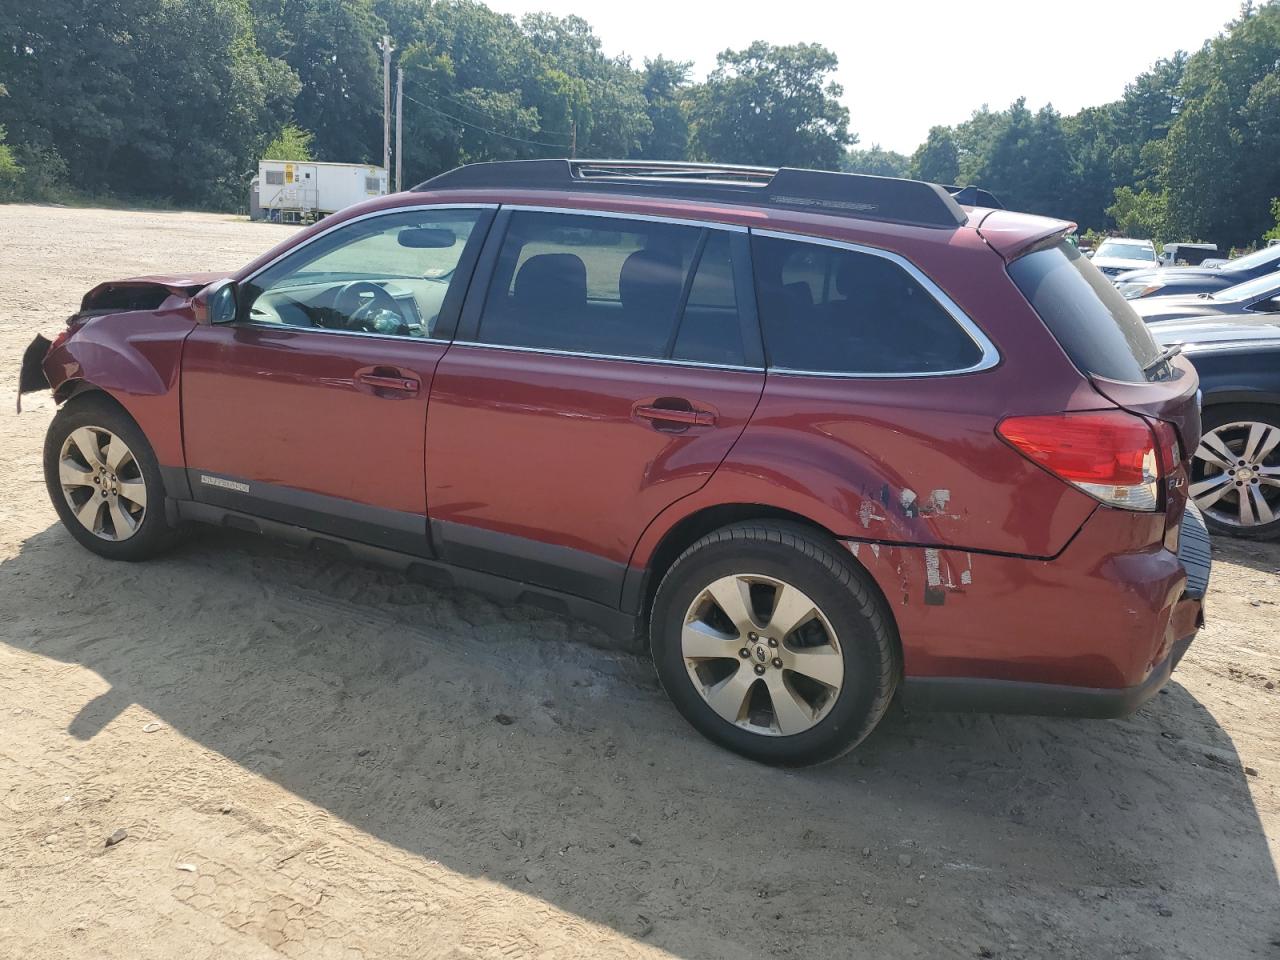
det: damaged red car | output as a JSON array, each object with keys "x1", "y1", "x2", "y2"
[{"x1": 21, "y1": 160, "x2": 1211, "y2": 765}]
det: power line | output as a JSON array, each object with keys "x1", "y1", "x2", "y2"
[
  {"x1": 401, "y1": 92, "x2": 572, "y2": 149},
  {"x1": 402, "y1": 72, "x2": 573, "y2": 140}
]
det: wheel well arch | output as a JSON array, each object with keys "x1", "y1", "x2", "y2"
[
  {"x1": 55, "y1": 380, "x2": 123, "y2": 410},
  {"x1": 635, "y1": 503, "x2": 861, "y2": 614},
  {"x1": 632, "y1": 502, "x2": 904, "y2": 673}
]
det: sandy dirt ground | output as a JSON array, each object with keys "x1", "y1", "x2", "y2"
[{"x1": 0, "y1": 204, "x2": 1278, "y2": 960}]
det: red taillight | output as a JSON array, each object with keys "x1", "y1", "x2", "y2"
[
  {"x1": 997, "y1": 411, "x2": 1162, "y2": 511},
  {"x1": 1150, "y1": 419, "x2": 1182, "y2": 474}
]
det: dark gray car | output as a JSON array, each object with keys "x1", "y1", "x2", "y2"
[
  {"x1": 1134, "y1": 271, "x2": 1280, "y2": 324},
  {"x1": 1154, "y1": 317, "x2": 1280, "y2": 539},
  {"x1": 1116, "y1": 244, "x2": 1280, "y2": 299}
]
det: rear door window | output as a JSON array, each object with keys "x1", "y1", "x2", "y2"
[
  {"x1": 476, "y1": 211, "x2": 748, "y2": 364},
  {"x1": 750, "y1": 234, "x2": 986, "y2": 375},
  {"x1": 1009, "y1": 241, "x2": 1164, "y2": 382}
]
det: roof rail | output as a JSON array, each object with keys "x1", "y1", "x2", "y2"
[{"x1": 414, "y1": 159, "x2": 970, "y2": 229}]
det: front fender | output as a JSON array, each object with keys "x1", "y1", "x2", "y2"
[{"x1": 42, "y1": 307, "x2": 196, "y2": 469}]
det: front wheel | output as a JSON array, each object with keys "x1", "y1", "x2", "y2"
[
  {"x1": 650, "y1": 522, "x2": 899, "y2": 766},
  {"x1": 1191, "y1": 404, "x2": 1280, "y2": 541},
  {"x1": 43, "y1": 395, "x2": 181, "y2": 560}
]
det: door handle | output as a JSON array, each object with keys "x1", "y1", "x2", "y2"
[
  {"x1": 633, "y1": 401, "x2": 717, "y2": 428},
  {"x1": 355, "y1": 366, "x2": 420, "y2": 396}
]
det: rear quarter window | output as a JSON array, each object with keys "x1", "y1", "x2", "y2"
[
  {"x1": 751, "y1": 234, "x2": 986, "y2": 375},
  {"x1": 1008, "y1": 241, "x2": 1164, "y2": 383}
]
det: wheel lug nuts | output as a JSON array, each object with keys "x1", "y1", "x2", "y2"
[
  {"x1": 748, "y1": 633, "x2": 758, "y2": 641},
  {"x1": 739, "y1": 648, "x2": 750, "y2": 659},
  {"x1": 772, "y1": 658, "x2": 783, "y2": 669},
  {"x1": 753, "y1": 664, "x2": 766, "y2": 676},
  {"x1": 768, "y1": 638, "x2": 778, "y2": 647}
]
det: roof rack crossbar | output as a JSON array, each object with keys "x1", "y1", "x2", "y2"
[{"x1": 413, "y1": 159, "x2": 972, "y2": 229}]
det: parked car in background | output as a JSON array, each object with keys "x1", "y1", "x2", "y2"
[
  {"x1": 1154, "y1": 318, "x2": 1280, "y2": 539},
  {"x1": 1090, "y1": 237, "x2": 1158, "y2": 277},
  {"x1": 20, "y1": 160, "x2": 1210, "y2": 765},
  {"x1": 1159, "y1": 242, "x2": 1218, "y2": 267},
  {"x1": 1117, "y1": 243, "x2": 1280, "y2": 299},
  {"x1": 1133, "y1": 271, "x2": 1280, "y2": 324}
]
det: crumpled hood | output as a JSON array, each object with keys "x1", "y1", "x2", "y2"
[{"x1": 79, "y1": 272, "x2": 229, "y2": 314}]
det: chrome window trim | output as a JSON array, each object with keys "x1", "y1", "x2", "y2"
[
  {"x1": 499, "y1": 204, "x2": 748, "y2": 233},
  {"x1": 239, "y1": 203, "x2": 499, "y2": 289},
  {"x1": 750, "y1": 228, "x2": 1001, "y2": 379},
  {"x1": 234, "y1": 320, "x2": 451, "y2": 346},
  {"x1": 466, "y1": 204, "x2": 753, "y2": 365},
  {"x1": 450, "y1": 338, "x2": 761, "y2": 373}
]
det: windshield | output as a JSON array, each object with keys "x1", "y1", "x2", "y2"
[
  {"x1": 1212, "y1": 271, "x2": 1280, "y2": 302},
  {"x1": 1222, "y1": 245, "x2": 1280, "y2": 273},
  {"x1": 1009, "y1": 241, "x2": 1164, "y2": 383},
  {"x1": 1095, "y1": 241, "x2": 1156, "y2": 261}
]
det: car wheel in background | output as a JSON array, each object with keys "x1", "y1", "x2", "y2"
[
  {"x1": 1191, "y1": 404, "x2": 1280, "y2": 540},
  {"x1": 650, "y1": 521, "x2": 899, "y2": 766}
]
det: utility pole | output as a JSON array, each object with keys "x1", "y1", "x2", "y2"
[
  {"x1": 395, "y1": 67, "x2": 404, "y2": 192},
  {"x1": 379, "y1": 35, "x2": 394, "y2": 175},
  {"x1": 569, "y1": 121, "x2": 576, "y2": 159}
]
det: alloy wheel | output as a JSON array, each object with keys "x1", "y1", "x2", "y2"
[
  {"x1": 681, "y1": 574, "x2": 844, "y2": 737},
  {"x1": 1191, "y1": 420, "x2": 1280, "y2": 528},
  {"x1": 58, "y1": 426, "x2": 148, "y2": 541}
]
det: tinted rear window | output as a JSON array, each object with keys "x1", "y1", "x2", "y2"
[
  {"x1": 751, "y1": 235, "x2": 984, "y2": 375},
  {"x1": 1008, "y1": 241, "x2": 1164, "y2": 382}
]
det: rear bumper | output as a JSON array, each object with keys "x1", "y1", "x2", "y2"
[
  {"x1": 901, "y1": 632, "x2": 1195, "y2": 718},
  {"x1": 853, "y1": 503, "x2": 1212, "y2": 717}
]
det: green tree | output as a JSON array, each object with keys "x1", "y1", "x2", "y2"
[
  {"x1": 843, "y1": 144, "x2": 910, "y2": 178},
  {"x1": 251, "y1": 0, "x2": 383, "y2": 164},
  {"x1": 521, "y1": 13, "x2": 650, "y2": 157},
  {"x1": 1264, "y1": 198, "x2": 1280, "y2": 243},
  {"x1": 689, "y1": 42, "x2": 854, "y2": 169},
  {"x1": 263, "y1": 124, "x2": 315, "y2": 161},
  {"x1": 0, "y1": 123, "x2": 20, "y2": 199},
  {"x1": 1063, "y1": 105, "x2": 1118, "y2": 231},
  {"x1": 909, "y1": 126, "x2": 958, "y2": 183},
  {"x1": 1, "y1": 0, "x2": 296, "y2": 207},
  {"x1": 1110, "y1": 53, "x2": 1185, "y2": 190},
  {"x1": 1106, "y1": 186, "x2": 1169, "y2": 240},
  {"x1": 635, "y1": 57, "x2": 691, "y2": 160}
]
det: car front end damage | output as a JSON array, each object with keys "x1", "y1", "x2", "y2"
[{"x1": 16, "y1": 273, "x2": 225, "y2": 412}]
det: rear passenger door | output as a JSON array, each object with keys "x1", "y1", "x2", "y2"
[{"x1": 424, "y1": 209, "x2": 764, "y2": 605}]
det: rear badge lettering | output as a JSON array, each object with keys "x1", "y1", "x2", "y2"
[{"x1": 200, "y1": 475, "x2": 250, "y2": 493}]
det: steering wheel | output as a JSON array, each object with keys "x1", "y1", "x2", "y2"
[{"x1": 331, "y1": 280, "x2": 406, "y2": 334}]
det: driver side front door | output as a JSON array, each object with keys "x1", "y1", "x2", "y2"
[{"x1": 180, "y1": 205, "x2": 492, "y2": 555}]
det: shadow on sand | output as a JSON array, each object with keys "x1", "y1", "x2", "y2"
[{"x1": 3, "y1": 523, "x2": 1277, "y2": 958}]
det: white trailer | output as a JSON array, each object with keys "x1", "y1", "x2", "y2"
[{"x1": 255, "y1": 160, "x2": 389, "y2": 223}]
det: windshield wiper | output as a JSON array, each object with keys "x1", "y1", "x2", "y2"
[{"x1": 1143, "y1": 343, "x2": 1183, "y2": 375}]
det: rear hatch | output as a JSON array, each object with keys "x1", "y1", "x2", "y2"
[{"x1": 1006, "y1": 239, "x2": 1201, "y2": 533}]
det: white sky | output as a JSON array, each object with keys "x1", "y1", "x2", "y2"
[{"x1": 484, "y1": 0, "x2": 1246, "y2": 153}]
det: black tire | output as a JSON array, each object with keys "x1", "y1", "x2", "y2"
[
  {"x1": 1193, "y1": 404, "x2": 1280, "y2": 541},
  {"x1": 650, "y1": 521, "x2": 899, "y2": 766},
  {"x1": 43, "y1": 394, "x2": 181, "y2": 561}
]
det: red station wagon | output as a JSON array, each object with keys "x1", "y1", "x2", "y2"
[{"x1": 20, "y1": 161, "x2": 1211, "y2": 765}]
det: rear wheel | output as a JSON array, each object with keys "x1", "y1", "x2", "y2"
[
  {"x1": 650, "y1": 522, "x2": 899, "y2": 766},
  {"x1": 43, "y1": 395, "x2": 181, "y2": 560},
  {"x1": 1191, "y1": 404, "x2": 1280, "y2": 541}
]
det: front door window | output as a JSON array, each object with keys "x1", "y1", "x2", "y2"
[{"x1": 240, "y1": 209, "x2": 484, "y2": 339}]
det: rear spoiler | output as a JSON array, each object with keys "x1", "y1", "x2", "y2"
[{"x1": 943, "y1": 184, "x2": 1004, "y2": 209}]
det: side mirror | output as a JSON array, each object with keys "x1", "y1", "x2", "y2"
[
  {"x1": 192, "y1": 278, "x2": 239, "y2": 324},
  {"x1": 398, "y1": 226, "x2": 456, "y2": 249},
  {"x1": 1083, "y1": 250, "x2": 1094, "y2": 259}
]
